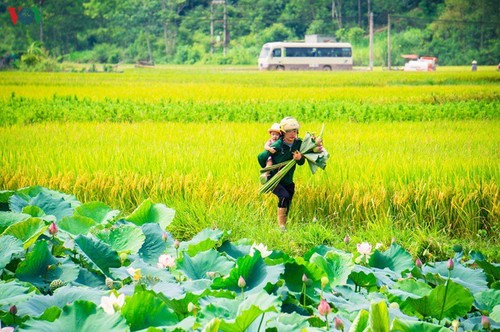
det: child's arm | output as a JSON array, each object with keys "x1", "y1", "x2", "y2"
[{"x1": 265, "y1": 140, "x2": 277, "y2": 154}]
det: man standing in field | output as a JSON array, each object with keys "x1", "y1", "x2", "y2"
[{"x1": 258, "y1": 117, "x2": 305, "y2": 230}]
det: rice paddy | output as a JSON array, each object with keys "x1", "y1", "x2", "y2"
[{"x1": 1, "y1": 66, "x2": 498, "y2": 260}]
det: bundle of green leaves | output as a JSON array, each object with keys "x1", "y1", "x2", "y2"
[{"x1": 259, "y1": 126, "x2": 329, "y2": 194}]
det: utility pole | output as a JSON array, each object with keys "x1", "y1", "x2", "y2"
[
  {"x1": 210, "y1": 0, "x2": 227, "y2": 56},
  {"x1": 223, "y1": 0, "x2": 227, "y2": 56},
  {"x1": 369, "y1": 12, "x2": 373, "y2": 70},
  {"x1": 387, "y1": 14, "x2": 391, "y2": 70}
]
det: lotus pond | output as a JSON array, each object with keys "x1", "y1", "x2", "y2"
[{"x1": 0, "y1": 187, "x2": 498, "y2": 331}]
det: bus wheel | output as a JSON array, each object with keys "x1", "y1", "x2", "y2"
[
  {"x1": 323, "y1": 66, "x2": 332, "y2": 71},
  {"x1": 276, "y1": 65, "x2": 284, "y2": 71}
]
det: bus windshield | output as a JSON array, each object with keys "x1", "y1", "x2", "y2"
[{"x1": 259, "y1": 47, "x2": 270, "y2": 59}]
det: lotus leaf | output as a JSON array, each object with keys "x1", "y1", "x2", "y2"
[
  {"x1": 18, "y1": 300, "x2": 127, "y2": 331},
  {"x1": 0, "y1": 235, "x2": 24, "y2": 270}
]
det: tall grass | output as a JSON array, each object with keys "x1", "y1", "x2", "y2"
[{"x1": 1, "y1": 121, "x2": 498, "y2": 259}]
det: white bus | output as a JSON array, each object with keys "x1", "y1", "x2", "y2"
[{"x1": 258, "y1": 42, "x2": 353, "y2": 71}]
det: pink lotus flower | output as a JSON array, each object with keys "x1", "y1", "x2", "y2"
[
  {"x1": 415, "y1": 257, "x2": 423, "y2": 269},
  {"x1": 157, "y1": 254, "x2": 176, "y2": 269},
  {"x1": 9, "y1": 305, "x2": 17, "y2": 315},
  {"x1": 482, "y1": 315, "x2": 490, "y2": 330},
  {"x1": 447, "y1": 258, "x2": 454, "y2": 271},
  {"x1": 334, "y1": 316, "x2": 344, "y2": 331},
  {"x1": 238, "y1": 276, "x2": 246, "y2": 288},
  {"x1": 318, "y1": 299, "x2": 331, "y2": 316},
  {"x1": 48, "y1": 222, "x2": 58, "y2": 236}
]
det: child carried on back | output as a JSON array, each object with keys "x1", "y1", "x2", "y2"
[{"x1": 260, "y1": 123, "x2": 281, "y2": 184}]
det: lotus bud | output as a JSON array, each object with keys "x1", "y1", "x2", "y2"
[
  {"x1": 318, "y1": 299, "x2": 331, "y2": 316},
  {"x1": 321, "y1": 276, "x2": 329, "y2": 289},
  {"x1": 302, "y1": 274, "x2": 308, "y2": 283},
  {"x1": 452, "y1": 320, "x2": 459, "y2": 332},
  {"x1": 315, "y1": 136, "x2": 323, "y2": 145},
  {"x1": 238, "y1": 276, "x2": 246, "y2": 288},
  {"x1": 187, "y1": 302, "x2": 196, "y2": 313},
  {"x1": 119, "y1": 252, "x2": 128, "y2": 263},
  {"x1": 206, "y1": 271, "x2": 217, "y2": 279},
  {"x1": 343, "y1": 235, "x2": 350, "y2": 244},
  {"x1": 415, "y1": 257, "x2": 423, "y2": 269},
  {"x1": 447, "y1": 258, "x2": 454, "y2": 271},
  {"x1": 174, "y1": 239, "x2": 180, "y2": 249},
  {"x1": 389, "y1": 302, "x2": 399, "y2": 309},
  {"x1": 48, "y1": 222, "x2": 58, "y2": 236},
  {"x1": 481, "y1": 316, "x2": 490, "y2": 330},
  {"x1": 334, "y1": 316, "x2": 344, "y2": 331},
  {"x1": 9, "y1": 305, "x2": 17, "y2": 315},
  {"x1": 313, "y1": 146, "x2": 324, "y2": 153},
  {"x1": 47, "y1": 264, "x2": 57, "y2": 271},
  {"x1": 162, "y1": 232, "x2": 168, "y2": 242}
]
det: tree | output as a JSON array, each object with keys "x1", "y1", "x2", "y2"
[
  {"x1": 430, "y1": 0, "x2": 499, "y2": 64},
  {"x1": 161, "y1": 0, "x2": 186, "y2": 61}
]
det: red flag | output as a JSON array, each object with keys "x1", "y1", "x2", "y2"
[{"x1": 7, "y1": 7, "x2": 21, "y2": 25}]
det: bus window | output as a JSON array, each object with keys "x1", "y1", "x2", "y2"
[
  {"x1": 341, "y1": 47, "x2": 352, "y2": 57},
  {"x1": 272, "y1": 48, "x2": 281, "y2": 57},
  {"x1": 285, "y1": 47, "x2": 310, "y2": 57}
]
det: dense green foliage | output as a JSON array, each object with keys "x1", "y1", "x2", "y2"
[
  {"x1": 0, "y1": 187, "x2": 499, "y2": 331},
  {"x1": 0, "y1": 0, "x2": 499, "y2": 67}
]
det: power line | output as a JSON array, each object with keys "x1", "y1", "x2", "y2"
[{"x1": 389, "y1": 14, "x2": 500, "y2": 26}]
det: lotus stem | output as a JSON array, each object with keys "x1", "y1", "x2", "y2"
[
  {"x1": 257, "y1": 313, "x2": 265, "y2": 332},
  {"x1": 302, "y1": 282, "x2": 306, "y2": 307},
  {"x1": 258, "y1": 160, "x2": 296, "y2": 194},
  {"x1": 439, "y1": 270, "x2": 451, "y2": 323},
  {"x1": 259, "y1": 161, "x2": 290, "y2": 173}
]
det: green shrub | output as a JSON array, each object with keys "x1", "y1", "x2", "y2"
[{"x1": 91, "y1": 43, "x2": 122, "y2": 64}]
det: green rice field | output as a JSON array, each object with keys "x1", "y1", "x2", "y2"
[{"x1": 1, "y1": 66, "x2": 499, "y2": 261}]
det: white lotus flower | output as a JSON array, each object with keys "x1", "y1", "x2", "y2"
[
  {"x1": 0, "y1": 322, "x2": 14, "y2": 332},
  {"x1": 127, "y1": 267, "x2": 142, "y2": 281},
  {"x1": 157, "y1": 254, "x2": 176, "y2": 269},
  {"x1": 356, "y1": 242, "x2": 373, "y2": 265},
  {"x1": 99, "y1": 293, "x2": 125, "y2": 315},
  {"x1": 249, "y1": 242, "x2": 272, "y2": 258},
  {"x1": 357, "y1": 242, "x2": 372, "y2": 255}
]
